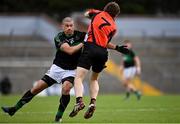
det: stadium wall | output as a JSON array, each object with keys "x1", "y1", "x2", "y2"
[{"x1": 0, "y1": 15, "x2": 59, "y2": 42}]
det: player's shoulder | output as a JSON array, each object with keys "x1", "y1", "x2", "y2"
[
  {"x1": 54, "y1": 31, "x2": 65, "y2": 42},
  {"x1": 130, "y1": 49, "x2": 136, "y2": 56},
  {"x1": 74, "y1": 30, "x2": 86, "y2": 37},
  {"x1": 131, "y1": 49, "x2": 135, "y2": 54},
  {"x1": 56, "y1": 31, "x2": 64, "y2": 37},
  {"x1": 74, "y1": 30, "x2": 86, "y2": 35}
]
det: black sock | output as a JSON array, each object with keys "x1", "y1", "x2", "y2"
[
  {"x1": 90, "y1": 98, "x2": 96, "y2": 105},
  {"x1": 56, "y1": 95, "x2": 70, "y2": 118},
  {"x1": 14, "y1": 90, "x2": 35, "y2": 111},
  {"x1": 76, "y1": 97, "x2": 82, "y2": 104}
]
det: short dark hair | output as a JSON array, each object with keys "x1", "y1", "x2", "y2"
[
  {"x1": 62, "y1": 17, "x2": 74, "y2": 24},
  {"x1": 103, "y1": 2, "x2": 120, "y2": 18}
]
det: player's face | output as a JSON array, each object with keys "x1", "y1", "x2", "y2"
[{"x1": 63, "y1": 21, "x2": 74, "y2": 36}]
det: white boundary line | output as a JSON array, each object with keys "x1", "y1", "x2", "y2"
[{"x1": 0, "y1": 108, "x2": 179, "y2": 115}]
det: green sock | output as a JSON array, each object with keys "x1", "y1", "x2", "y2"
[
  {"x1": 14, "y1": 101, "x2": 24, "y2": 110},
  {"x1": 126, "y1": 92, "x2": 130, "y2": 98},
  {"x1": 56, "y1": 95, "x2": 70, "y2": 118},
  {"x1": 134, "y1": 91, "x2": 141, "y2": 100},
  {"x1": 134, "y1": 91, "x2": 139, "y2": 95},
  {"x1": 56, "y1": 110, "x2": 64, "y2": 118}
]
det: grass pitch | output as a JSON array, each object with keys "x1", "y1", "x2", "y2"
[{"x1": 0, "y1": 94, "x2": 180, "y2": 123}]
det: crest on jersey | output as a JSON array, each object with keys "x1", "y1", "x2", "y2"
[{"x1": 67, "y1": 38, "x2": 75, "y2": 44}]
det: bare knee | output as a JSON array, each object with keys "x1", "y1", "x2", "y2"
[
  {"x1": 122, "y1": 83, "x2": 126, "y2": 87},
  {"x1": 91, "y1": 72, "x2": 99, "y2": 81},
  {"x1": 31, "y1": 80, "x2": 48, "y2": 95},
  {"x1": 62, "y1": 81, "x2": 73, "y2": 95},
  {"x1": 122, "y1": 80, "x2": 129, "y2": 88}
]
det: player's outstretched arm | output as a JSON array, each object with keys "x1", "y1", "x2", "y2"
[
  {"x1": 107, "y1": 42, "x2": 131, "y2": 55},
  {"x1": 134, "y1": 56, "x2": 141, "y2": 75}
]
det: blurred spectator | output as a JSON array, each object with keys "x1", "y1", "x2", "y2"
[{"x1": 0, "y1": 76, "x2": 12, "y2": 95}]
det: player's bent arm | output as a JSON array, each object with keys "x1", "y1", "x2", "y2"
[
  {"x1": 60, "y1": 43, "x2": 83, "y2": 55},
  {"x1": 134, "y1": 56, "x2": 141, "y2": 75}
]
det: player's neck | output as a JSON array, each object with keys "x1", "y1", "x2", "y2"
[{"x1": 64, "y1": 32, "x2": 74, "y2": 37}]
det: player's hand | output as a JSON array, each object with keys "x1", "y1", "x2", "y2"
[
  {"x1": 115, "y1": 45, "x2": 130, "y2": 54},
  {"x1": 84, "y1": 11, "x2": 90, "y2": 18}
]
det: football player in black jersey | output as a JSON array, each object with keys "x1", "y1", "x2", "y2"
[{"x1": 1, "y1": 17, "x2": 86, "y2": 123}]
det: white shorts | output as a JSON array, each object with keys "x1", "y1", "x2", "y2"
[
  {"x1": 123, "y1": 67, "x2": 136, "y2": 79},
  {"x1": 45, "y1": 64, "x2": 76, "y2": 83}
]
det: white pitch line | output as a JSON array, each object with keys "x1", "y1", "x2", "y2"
[
  {"x1": 0, "y1": 108, "x2": 179, "y2": 115},
  {"x1": 0, "y1": 111, "x2": 55, "y2": 115}
]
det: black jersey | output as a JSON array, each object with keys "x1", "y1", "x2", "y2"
[
  {"x1": 53, "y1": 30, "x2": 86, "y2": 70},
  {"x1": 123, "y1": 50, "x2": 136, "y2": 68}
]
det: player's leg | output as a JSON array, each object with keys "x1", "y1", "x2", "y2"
[
  {"x1": 127, "y1": 67, "x2": 141, "y2": 100},
  {"x1": 1, "y1": 76, "x2": 53, "y2": 116},
  {"x1": 1, "y1": 65, "x2": 58, "y2": 116},
  {"x1": 123, "y1": 67, "x2": 136, "y2": 99},
  {"x1": 69, "y1": 67, "x2": 88, "y2": 117},
  {"x1": 55, "y1": 77, "x2": 73, "y2": 122},
  {"x1": 69, "y1": 43, "x2": 92, "y2": 117},
  {"x1": 126, "y1": 82, "x2": 141, "y2": 100},
  {"x1": 128, "y1": 81, "x2": 141, "y2": 100},
  {"x1": 84, "y1": 71, "x2": 99, "y2": 119},
  {"x1": 89, "y1": 72, "x2": 99, "y2": 101},
  {"x1": 84, "y1": 49, "x2": 107, "y2": 119},
  {"x1": 123, "y1": 77, "x2": 141, "y2": 100},
  {"x1": 122, "y1": 78, "x2": 131, "y2": 99},
  {"x1": 75, "y1": 67, "x2": 88, "y2": 99}
]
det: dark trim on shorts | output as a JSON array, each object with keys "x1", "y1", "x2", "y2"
[
  {"x1": 41, "y1": 75, "x2": 57, "y2": 87},
  {"x1": 61, "y1": 76, "x2": 74, "y2": 84}
]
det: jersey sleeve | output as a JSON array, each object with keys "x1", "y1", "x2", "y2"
[
  {"x1": 80, "y1": 32, "x2": 86, "y2": 42},
  {"x1": 54, "y1": 32, "x2": 67, "y2": 49}
]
